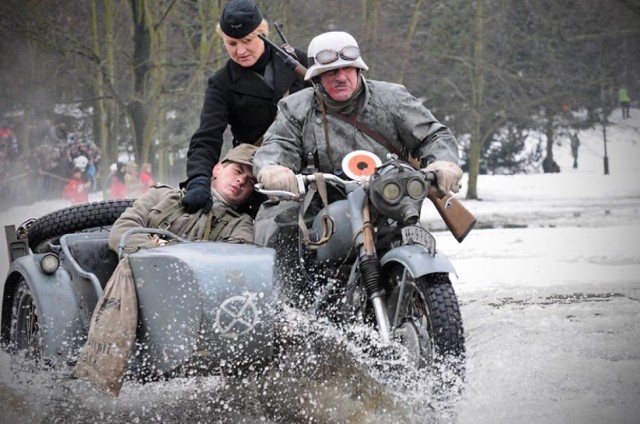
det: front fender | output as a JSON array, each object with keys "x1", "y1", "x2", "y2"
[
  {"x1": 2, "y1": 255, "x2": 84, "y2": 361},
  {"x1": 380, "y1": 244, "x2": 457, "y2": 279}
]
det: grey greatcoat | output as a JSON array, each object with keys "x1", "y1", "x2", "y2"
[
  {"x1": 108, "y1": 185, "x2": 254, "y2": 254},
  {"x1": 253, "y1": 78, "x2": 459, "y2": 175}
]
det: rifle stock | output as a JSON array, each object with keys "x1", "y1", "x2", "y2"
[{"x1": 427, "y1": 192, "x2": 476, "y2": 243}]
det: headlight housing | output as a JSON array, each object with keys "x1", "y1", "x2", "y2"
[
  {"x1": 369, "y1": 161, "x2": 428, "y2": 225},
  {"x1": 40, "y1": 253, "x2": 60, "y2": 274}
]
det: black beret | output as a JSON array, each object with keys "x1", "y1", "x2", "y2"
[{"x1": 219, "y1": 0, "x2": 262, "y2": 39}]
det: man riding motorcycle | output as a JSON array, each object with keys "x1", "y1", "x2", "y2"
[{"x1": 252, "y1": 31, "x2": 463, "y2": 278}]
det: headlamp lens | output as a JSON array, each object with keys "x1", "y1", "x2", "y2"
[
  {"x1": 407, "y1": 178, "x2": 427, "y2": 199},
  {"x1": 40, "y1": 253, "x2": 59, "y2": 274},
  {"x1": 382, "y1": 181, "x2": 402, "y2": 203}
]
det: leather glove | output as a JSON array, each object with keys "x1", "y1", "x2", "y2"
[
  {"x1": 424, "y1": 160, "x2": 463, "y2": 195},
  {"x1": 181, "y1": 175, "x2": 212, "y2": 213},
  {"x1": 257, "y1": 165, "x2": 299, "y2": 196}
]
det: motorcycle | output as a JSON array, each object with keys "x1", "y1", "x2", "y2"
[{"x1": 255, "y1": 152, "x2": 474, "y2": 367}]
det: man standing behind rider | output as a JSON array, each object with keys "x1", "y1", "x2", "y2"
[
  {"x1": 253, "y1": 31, "x2": 463, "y2": 198},
  {"x1": 181, "y1": 0, "x2": 308, "y2": 215}
]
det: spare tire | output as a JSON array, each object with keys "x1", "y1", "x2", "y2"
[{"x1": 28, "y1": 199, "x2": 135, "y2": 252}]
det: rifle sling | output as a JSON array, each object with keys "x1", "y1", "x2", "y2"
[{"x1": 332, "y1": 113, "x2": 408, "y2": 162}]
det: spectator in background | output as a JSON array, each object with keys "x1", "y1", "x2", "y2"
[
  {"x1": 73, "y1": 155, "x2": 89, "y2": 178},
  {"x1": 62, "y1": 167, "x2": 90, "y2": 204},
  {"x1": 139, "y1": 162, "x2": 155, "y2": 194},
  {"x1": 0, "y1": 121, "x2": 19, "y2": 159},
  {"x1": 619, "y1": 86, "x2": 631, "y2": 119},
  {"x1": 124, "y1": 162, "x2": 141, "y2": 197},
  {"x1": 570, "y1": 132, "x2": 580, "y2": 169},
  {"x1": 109, "y1": 162, "x2": 128, "y2": 200}
]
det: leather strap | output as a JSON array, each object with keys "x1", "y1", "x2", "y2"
[{"x1": 332, "y1": 113, "x2": 408, "y2": 162}]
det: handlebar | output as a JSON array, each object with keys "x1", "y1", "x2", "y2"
[
  {"x1": 254, "y1": 173, "x2": 363, "y2": 199},
  {"x1": 254, "y1": 169, "x2": 437, "y2": 199}
]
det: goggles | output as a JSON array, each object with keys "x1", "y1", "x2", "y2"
[{"x1": 309, "y1": 46, "x2": 361, "y2": 66}]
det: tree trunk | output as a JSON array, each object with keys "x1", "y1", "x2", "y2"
[
  {"x1": 395, "y1": 0, "x2": 423, "y2": 85},
  {"x1": 361, "y1": 0, "x2": 379, "y2": 74},
  {"x1": 128, "y1": 0, "x2": 151, "y2": 164},
  {"x1": 128, "y1": 0, "x2": 175, "y2": 166},
  {"x1": 466, "y1": 0, "x2": 485, "y2": 200},
  {"x1": 542, "y1": 107, "x2": 557, "y2": 173},
  {"x1": 104, "y1": 0, "x2": 118, "y2": 165},
  {"x1": 89, "y1": 0, "x2": 109, "y2": 177}
]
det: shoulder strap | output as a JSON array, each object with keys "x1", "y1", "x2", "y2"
[
  {"x1": 205, "y1": 207, "x2": 242, "y2": 241},
  {"x1": 332, "y1": 113, "x2": 408, "y2": 162},
  {"x1": 148, "y1": 200, "x2": 186, "y2": 230}
]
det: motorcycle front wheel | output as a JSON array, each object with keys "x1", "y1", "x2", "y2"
[{"x1": 385, "y1": 267, "x2": 465, "y2": 367}]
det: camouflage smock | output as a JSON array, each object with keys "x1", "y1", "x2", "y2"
[{"x1": 253, "y1": 77, "x2": 459, "y2": 175}]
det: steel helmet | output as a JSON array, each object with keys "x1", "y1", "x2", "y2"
[{"x1": 304, "y1": 31, "x2": 369, "y2": 81}]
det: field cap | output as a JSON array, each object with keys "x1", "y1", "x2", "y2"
[
  {"x1": 221, "y1": 143, "x2": 258, "y2": 166},
  {"x1": 219, "y1": 0, "x2": 262, "y2": 39}
]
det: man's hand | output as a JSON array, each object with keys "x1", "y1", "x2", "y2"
[
  {"x1": 424, "y1": 160, "x2": 463, "y2": 195},
  {"x1": 150, "y1": 235, "x2": 168, "y2": 247},
  {"x1": 181, "y1": 175, "x2": 212, "y2": 213},
  {"x1": 257, "y1": 165, "x2": 299, "y2": 196}
]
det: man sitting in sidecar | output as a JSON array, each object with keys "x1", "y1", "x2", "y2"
[{"x1": 73, "y1": 144, "x2": 269, "y2": 396}]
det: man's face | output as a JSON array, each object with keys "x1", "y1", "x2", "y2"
[
  {"x1": 223, "y1": 34, "x2": 265, "y2": 68},
  {"x1": 212, "y1": 162, "x2": 255, "y2": 206},
  {"x1": 319, "y1": 66, "x2": 360, "y2": 101}
]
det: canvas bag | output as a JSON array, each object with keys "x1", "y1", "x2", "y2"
[{"x1": 72, "y1": 257, "x2": 138, "y2": 397}]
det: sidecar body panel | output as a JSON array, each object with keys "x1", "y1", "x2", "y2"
[
  {"x1": 129, "y1": 243, "x2": 276, "y2": 373},
  {"x1": 381, "y1": 244, "x2": 457, "y2": 278}
]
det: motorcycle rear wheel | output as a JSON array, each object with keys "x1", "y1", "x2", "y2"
[{"x1": 385, "y1": 268, "x2": 465, "y2": 366}]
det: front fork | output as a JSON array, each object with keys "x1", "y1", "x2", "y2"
[{"x1": 347, "y1": 189, "x2": 392, "y2": 343}]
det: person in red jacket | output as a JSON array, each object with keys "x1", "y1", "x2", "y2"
[
  {"x1": 62, "y1": 167, "x2": 90, "y2": 204},
  {"x1": 139, "y1": 162, "x2": 155, "y2": 194},
  {"x1": 108, "y1": 162, "x2": 128, "y2": 200}
]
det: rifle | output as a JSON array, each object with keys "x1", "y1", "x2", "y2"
[
  {"x1": 257, "y1": 32, "x2": 307, "y2": 78},
  {"x1": 427, "y1": 191, "x2": 476, "y2": 243},
  {"x1": 274, "y1": 23, "x2": 295, "y2": 55}
]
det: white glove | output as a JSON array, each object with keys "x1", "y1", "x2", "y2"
[
  {"x1": 424, "y1": 160, "x2": 463, "y2": 195},
  {"x1": 257, "y1": 165, "x2": 299, "y2": 196}
]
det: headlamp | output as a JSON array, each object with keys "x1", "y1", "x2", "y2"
[
  {"x1": 369, "y1": 161, "x2": 429, "y2": 225},
  {"x1": 406, "y1": 178, "x2": 427, "y2": 199},
  {"x1": 382, "y1": 181, "x2": 402, "y2": 203},
  {"x1": 40, "y1": 253, "x2": 59, "y2": 274}
]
